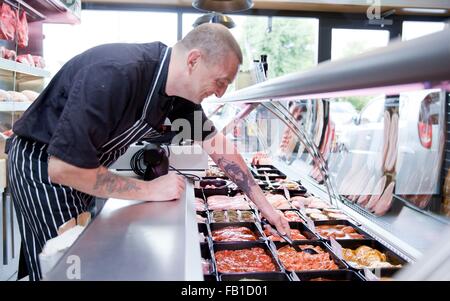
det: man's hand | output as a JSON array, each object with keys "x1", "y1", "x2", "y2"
[
  {"x1": 259, "y1": 206, "x2": 291, "y2": 238},
  {"x1": 146, "y1": 172, "x2": 186, "y2": 201}
]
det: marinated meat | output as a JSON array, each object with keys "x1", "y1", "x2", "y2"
[
  {"x1": 277, "y1": 245, "x2": 339, "y2": 271},
  {"x1": 264, "y1": 228, "x2": 307, "y2": 241},
  {"x1": 316, "y1": 225, "x2": 365, "y2": 240},
  {"x1": 215, "y1": 247, "x2": 277, "y2": 273},
  {"x1": 212, "y1": 226, "x2": 258, "y2": 242},
  {"x1": 343, "y1": 245, "x2": 401, "y2": 269}
]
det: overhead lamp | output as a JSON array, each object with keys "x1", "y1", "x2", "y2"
[
  {"x1": 192, "y1": 0, "x2": 253, "y2": 13},
  {"x1": 193, "y1": 12, "x2": 236, "y2": 28},
  {"x1": 402, "y1": 8, "x2": 448, "y2": 14}
]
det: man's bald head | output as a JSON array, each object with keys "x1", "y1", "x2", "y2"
[{"x1": 177, "y1": 23, "x2": 243, "y2": 65}]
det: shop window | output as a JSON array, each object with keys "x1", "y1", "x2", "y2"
[
  {"x1": 43, "y1": 10, "x2": 178, "y2": 76},
  {"x1": 402, "y1": 21, "x2": 446, "y2": 41}
]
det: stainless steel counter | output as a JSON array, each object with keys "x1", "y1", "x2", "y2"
[{"x1": 44, "y1": 179, "x2": 202, "y2": 281}]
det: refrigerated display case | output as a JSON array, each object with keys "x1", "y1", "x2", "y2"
[{"x1": 44, "y1": 26, "x2": 450, "y2": 281}]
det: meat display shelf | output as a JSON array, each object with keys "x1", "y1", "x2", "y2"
[
  {"x1": 0, "y1": 101, "x2": 32, "y2": 112},
  {"x1": 44, "y1": 176, "x2": 203, "y2": 281},
  {"x1": 0, "y1": 58, "x2": 51, "y2": 79}
]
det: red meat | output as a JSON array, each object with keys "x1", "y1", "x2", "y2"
[{"x1": 0, "y1": 3, "x2": 16, "y2": 41}]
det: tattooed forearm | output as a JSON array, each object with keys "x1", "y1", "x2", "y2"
[
  {"x1": 215, "y1": 156, "x2": 258, "y2": 198},
  {"x1": 93, "y1": 169, "x2": 141, "y2": 194}
]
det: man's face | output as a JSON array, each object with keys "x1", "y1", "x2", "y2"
[{"x1": 187, "y1": 51, "x2": 240, "y2": 104}]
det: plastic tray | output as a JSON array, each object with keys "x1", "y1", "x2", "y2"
[{"x1": 196, "y1": 211, "x2": 209, "y2": 224}]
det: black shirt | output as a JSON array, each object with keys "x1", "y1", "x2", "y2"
[{"x1": 13, "y1": 42, "x2": 216, "y2": 168}]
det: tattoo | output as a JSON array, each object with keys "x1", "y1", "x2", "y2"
[
  {"x1": 216, "y1": 157, "x2": 257, "y2": 198},
  {"x1": 93, "y1": 169, "x2": 141, "y2": 194}
]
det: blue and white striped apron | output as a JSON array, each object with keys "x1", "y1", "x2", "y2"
[{"x1": 7, "y1": 48, "x2": 170, "y2": 280}]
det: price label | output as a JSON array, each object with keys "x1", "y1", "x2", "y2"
[
  {"x1": 305, "y1": 216, "x2": 316, "y2": 233},
  {"x1": 330, "y1": 237, "x2": 343, "y2": 259},
  {"x1": 283, "y1": 186, "x2": 291, "y2": 201},
  {"x1": 364, "y1": 268, "x2": 380, "y2": 281}
]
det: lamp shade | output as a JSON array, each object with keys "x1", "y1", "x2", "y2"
[
  {"x1": 192, "y1": 0, "x2": 253, "y2": 13},
  {"x1": 193, "y1": 13, "x2": 236, "y2": 28}
]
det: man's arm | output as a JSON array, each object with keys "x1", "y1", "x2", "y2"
[
  {"x1": 48, "y1": 156, "x2": 185, "y2": 201},
  {"x1": 202, "y1": 132, "x2": 290, "y2": 236}
]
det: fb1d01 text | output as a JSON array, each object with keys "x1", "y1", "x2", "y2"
[{"x1": 181, "y1": 285, "x2": 268, "y2": 298}]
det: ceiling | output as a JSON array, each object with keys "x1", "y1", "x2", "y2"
[{"x1": 85, "y1": 0, "x2": 450, "y2": 16}]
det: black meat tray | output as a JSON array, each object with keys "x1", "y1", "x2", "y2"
[
  {"x1": 254, "y1": 170, "x2": 287, "y2": 180},
  {"x1": 293, "y1": 269, "x2": 365, "y2": 281},
  {"x1": 210, "y1": 222, "x2": 265, "y2": 243},
  {"x1": 209, "y1": 209, "x2": 258, "y2": 223},
  {"x1": 313, "y1": 220, "x2": 373, "y2": 241},
  {"x1": 330, "y1": 239, "x2": 408, "y2": 270},
  {"x1": 272, "y1": 240, "x2": 348, "y2": 273},
  {"x1": 213, "y1": 241, "x2": 283, "y2": 274},
  {"x1": 358, "y1": 267, "x2": 402, "y2": 281},
  {"x1": 220, "y1": 272, "x2": 291, "y2": 281},
  {"x1": 201, "y1": 242, "x2": 216, "y2": 276},
  {"x1": 198, "y1": 223, "x2": 210, "y2": 244},
  {"x1": 196, "y1": 211, "x2": 209, "y2": 224}
]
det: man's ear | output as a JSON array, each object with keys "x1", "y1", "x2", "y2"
[{"x1": 186, "y1": 49, "x2": 202, "y2": 73}]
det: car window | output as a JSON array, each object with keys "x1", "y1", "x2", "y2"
[{"x1": 360, "y1": 96, "x2": 385, "y2": 124}]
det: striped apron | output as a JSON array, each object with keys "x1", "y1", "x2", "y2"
[{"x1": 7, "y1": 48, "x2": 170, "y2": 280}]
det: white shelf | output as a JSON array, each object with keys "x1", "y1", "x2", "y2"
[
  {"x1": 0, "y1": 102, "x2": 32, "y2": 112},
  {"x1": 0, "y1": 58, "x2": 50, "y2": 79}
]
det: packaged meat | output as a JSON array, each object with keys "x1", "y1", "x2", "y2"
[
  {"x1": 17, "y1": 10, "x2": 28, "y2": 48},
  {"x1": 215, "y1": 247, "x2": 277, "y2": 273},
  {"x1": 0, "y1": 3, "x2": 16, "y2": 41},
  {"x1": 290, "y1": 195, "x2": 330, "y2": 210}
]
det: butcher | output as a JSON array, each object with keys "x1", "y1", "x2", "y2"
[{"x1": 7, "y1": 23, "x2": 290, "y2": 280}]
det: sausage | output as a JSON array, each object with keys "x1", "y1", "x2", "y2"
[
  {"x1": 373, "y1": 181, "x2": 396, "y2": 215},
  {"x1": 385, "y1": 113, "x2": 399, "y2": 172},
  {"x1": 364, "y1": 176, "x2": 386, "y2": 210}
]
